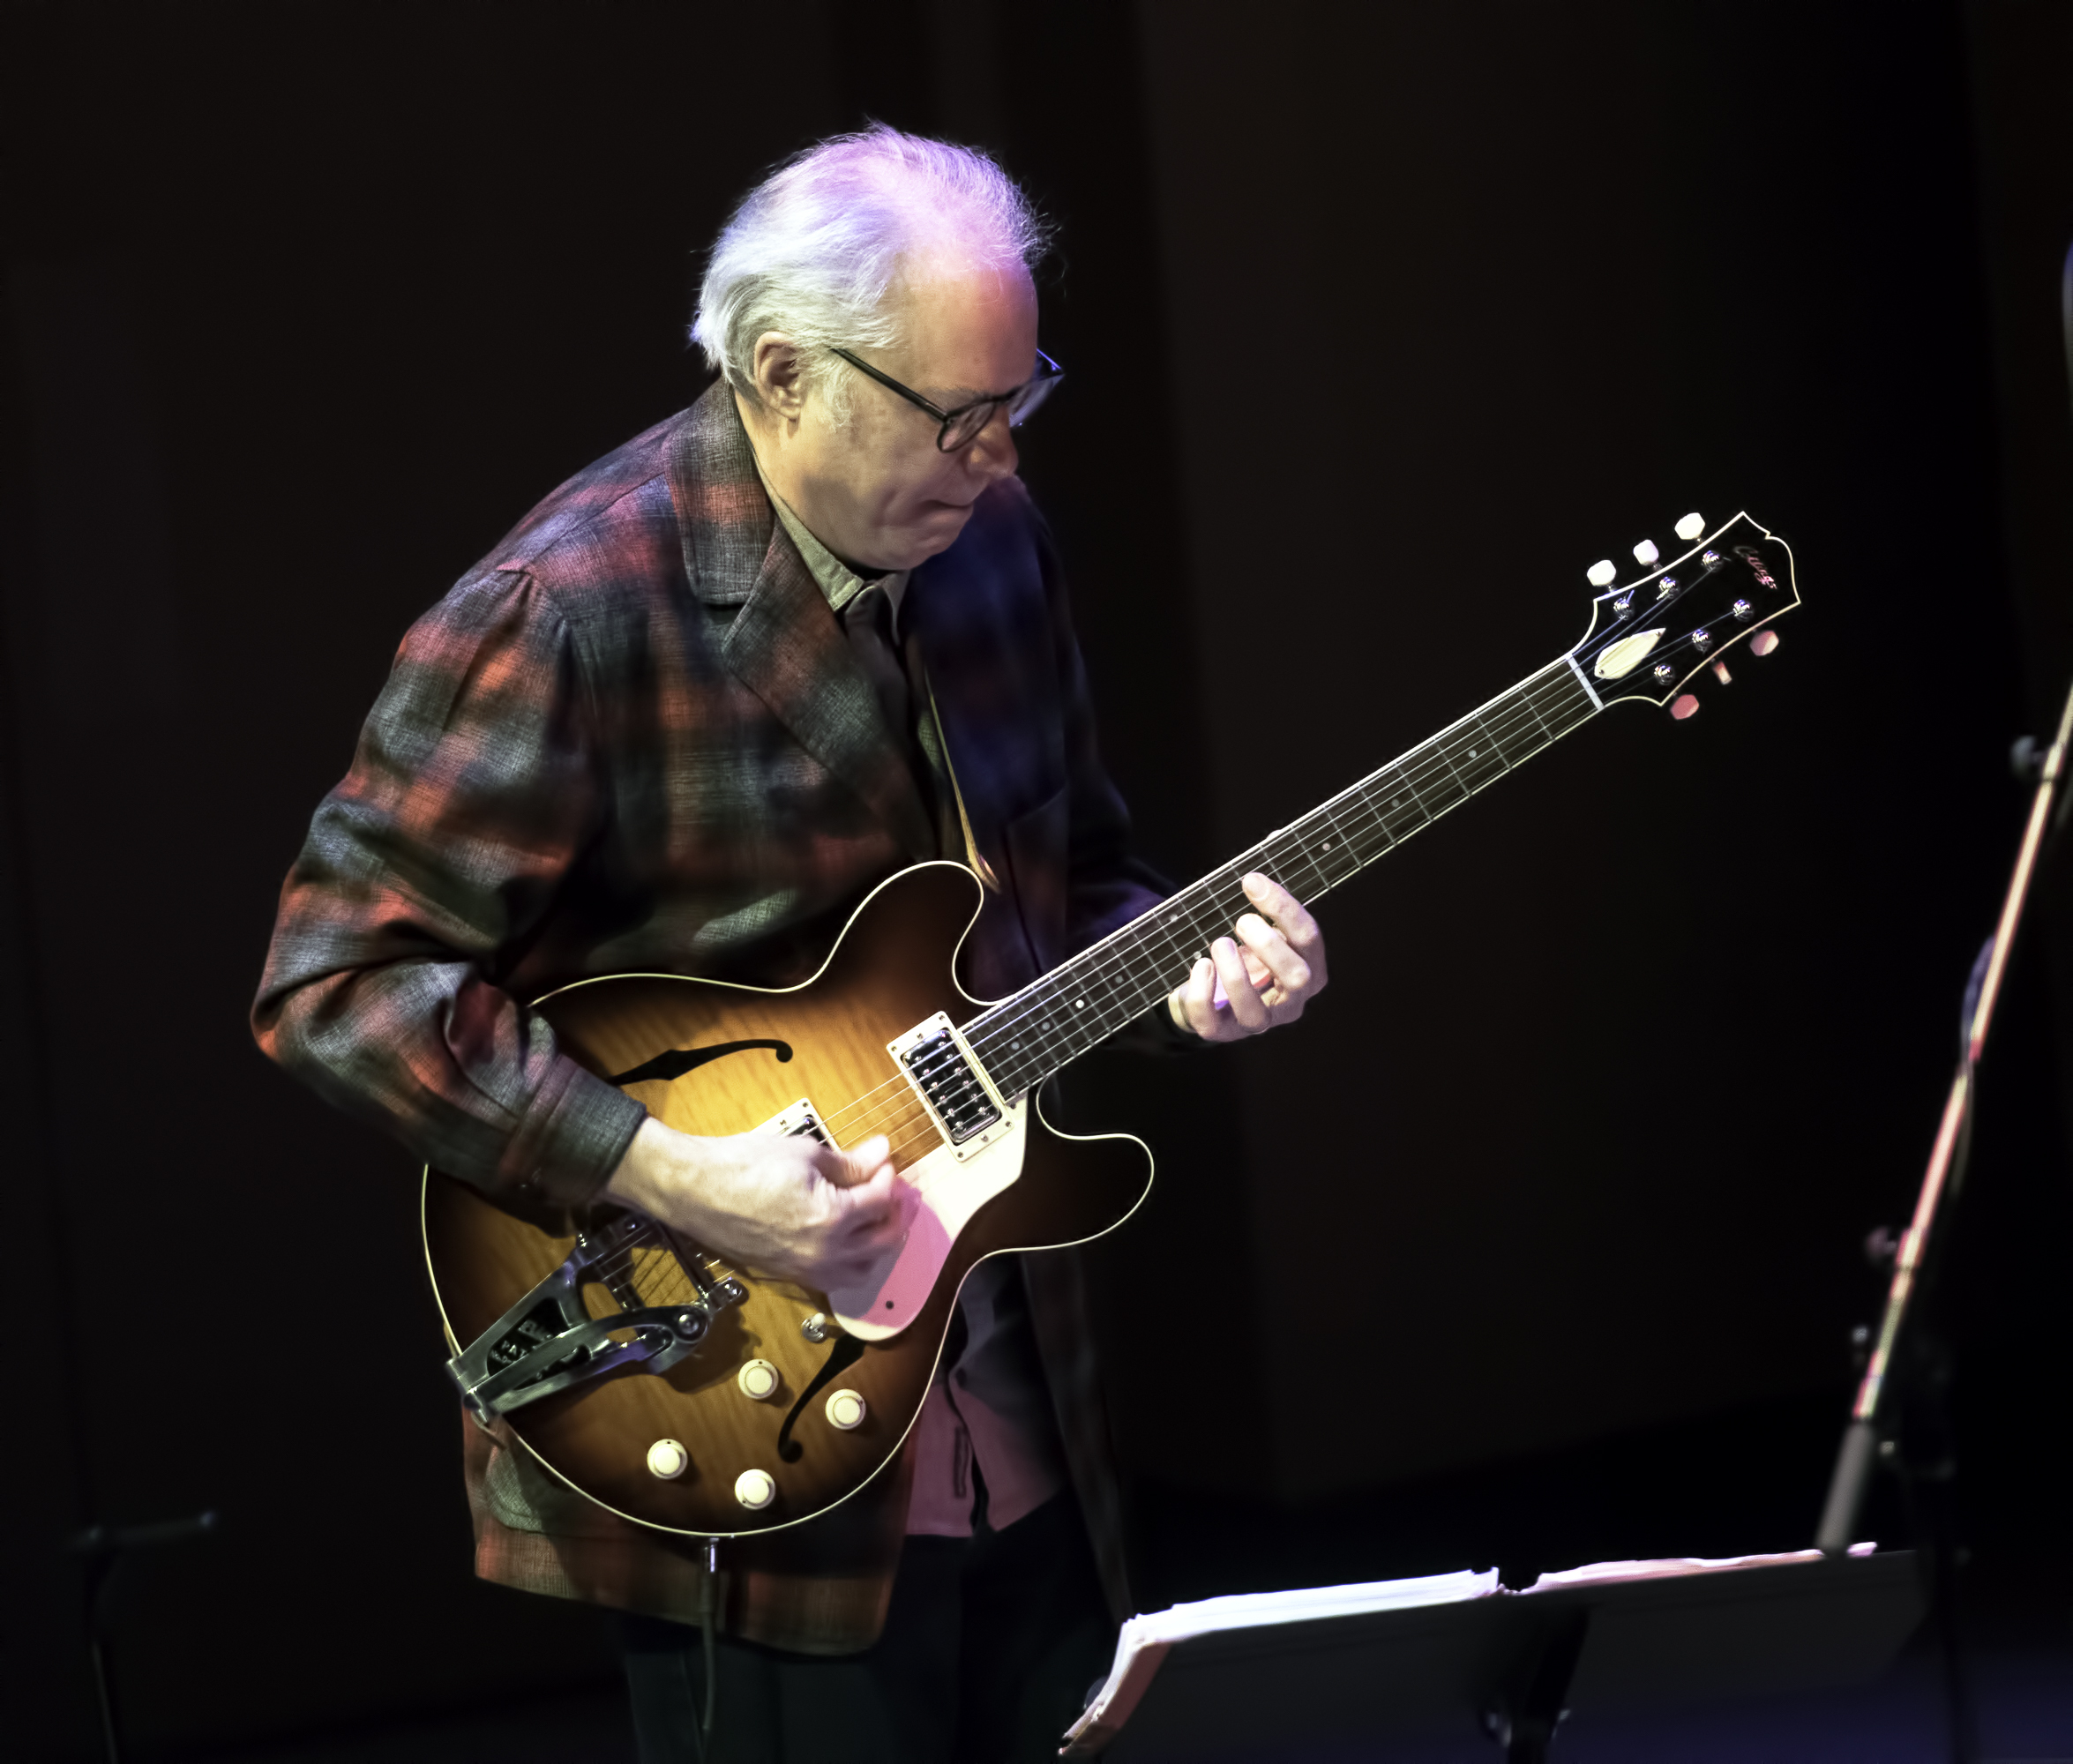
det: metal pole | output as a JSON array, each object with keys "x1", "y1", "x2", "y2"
[{"x1": 1815, "y1": 666, "x2": 2073, "y2": 1553}]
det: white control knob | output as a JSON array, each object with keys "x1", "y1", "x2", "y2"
[
  {"x1": 647, "y1": 1439, "x2": 689, "y2": 1480},
  {"x1": 825, "y1": 1389, "x2": 867, "y2": 1431},
  {"x1": 735, "y1": 1468, "x2": 775, "y2": 1509},
  {"x1": 1674, "y1": 512, "x2": 1706, "y2": 542},
  {"x1": 737, "y1": 1359, "x2": 780, "y2": 1401},
  {"x1": 1631, "y1": 539, "x2": 1659, "y2": 568},
  {"x1": 1586, "y1": 559, "x2": 1618, "y2": 587}
]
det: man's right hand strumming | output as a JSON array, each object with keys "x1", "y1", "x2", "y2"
[{"x1": 603, "y1": 1116, "x2": 904, "y2": 1293}]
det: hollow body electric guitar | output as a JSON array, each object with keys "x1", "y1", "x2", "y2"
[{"x1": 425, "y1": 512, "x2": 1800, "y2": 1537}]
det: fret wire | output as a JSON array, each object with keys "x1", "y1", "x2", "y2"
[
  {"x1": 1520, "y1": 685, "x2": 1558, "y2": 747},
  {"x1": 969, "y1": 664, "x2": 1597, "y2": 1088}
]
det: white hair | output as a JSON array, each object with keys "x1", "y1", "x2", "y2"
[{"x1": 692, "y1": 125, "x2": 1050, "y2": 421}]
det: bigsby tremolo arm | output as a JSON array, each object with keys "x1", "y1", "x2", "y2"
[{"x1": 445, "y1": 1214, "x2": 739, "y2": 1422}]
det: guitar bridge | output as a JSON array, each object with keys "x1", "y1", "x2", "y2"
[
  {"x1": 889, "y1": 1014, "x2": 1008, "y2": 1160},
  {"x1": 445, "y1": 1214, "x2": 744, "y2": 1421}
]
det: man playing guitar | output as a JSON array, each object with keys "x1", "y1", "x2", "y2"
[{"x1": 254, "y1": 124, "x2": 1325, "y2": 1764}]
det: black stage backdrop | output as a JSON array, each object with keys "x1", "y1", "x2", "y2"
[{"x1": 4, "y1": 2, "x2": 2069, "y2": 1756}]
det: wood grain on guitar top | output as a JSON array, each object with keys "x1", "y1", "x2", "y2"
[{"x1": 422, "y1": 863, "x2": 1155, "y2": 1536}]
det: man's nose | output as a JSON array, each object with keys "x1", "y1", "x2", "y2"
[{"x1": 964, "y1": 407, "x2": 1018, "y2": 482}]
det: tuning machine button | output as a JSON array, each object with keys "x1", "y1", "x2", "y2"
[
  {"x1": 1674, "y1": 512, "x2": 1707, "y2": 542},
  {"x1": 735, "y1": 1469, "x2": 776, "y2": 1510},
  {"x1": 647, "y1": 1439, "x2": 689, "y2": 1480},
  {"x1": 1711, "y1": 661, "x2": 1733, "y2": 685},
  {"x1": 1587, "y1": 559, "x2": 1619, "y2": 587},
  {"x1": 1750, "y1": 629, "x2": 1780, "y2": 656},
  {"x1": 825, "y1": 1389, "x2": 867, "y2": 1431},
  {"x1": 1632, "y1": 539, "x2": 1660, "y2": 569},
  {"x1": 737, "y1": 1359, "x2": 780, "y2": 1401},
  {"x1": 1670, "y1": 694, "x2": 1701, "y2": 721}
]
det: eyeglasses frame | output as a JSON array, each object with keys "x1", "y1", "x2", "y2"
[{"x1": 827, "y1": 346, "x2": 1064, "y2": 452}]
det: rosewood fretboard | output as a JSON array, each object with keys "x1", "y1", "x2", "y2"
[{"x1": 963, "y1": 658, "x2": 1600, "y2": 1099}]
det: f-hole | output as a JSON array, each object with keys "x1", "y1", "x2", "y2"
[
  {"x1": 608, "y1": 1040, "x2": 793, "y2": 1088},
  {"x1": 776, "y1": 1336, "x2": 864, "y2": 1462}
]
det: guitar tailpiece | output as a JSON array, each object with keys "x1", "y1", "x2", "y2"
[{"x1": 445, "y1": 1222, "x2": 717, "y2": 1419}]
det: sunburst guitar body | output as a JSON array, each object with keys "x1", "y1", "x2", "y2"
[{"x1": 423, "y1": 862, "x2": 1151, "y2": 1537}]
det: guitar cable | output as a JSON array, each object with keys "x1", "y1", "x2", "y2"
[{"x1": 700, "y1": 1537, "x2": 719, "y2": 1758}]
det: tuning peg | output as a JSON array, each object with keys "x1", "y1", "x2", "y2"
[
  {"x1": 1749, "y1": 629, "x2": 1779, "y2": 656},
  {"x1": 1674, "y1": 512, "x2": 1706, "y2": 542},
  {"x1": 1632, "y1": 539, "x2": 1660, "y2": 569},
  {"x1": 1587, "y1": 559, "x2": 1619, "y2": 587},
  {"x1": 1670, "y1": 693, "x2": 1701, "y2": 721},
  {"x1": 1711, "y1": 661, "x2": 1732, "y2": 685}
]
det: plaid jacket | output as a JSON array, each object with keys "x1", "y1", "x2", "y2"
[{"x1": 254, "y1": 382, "x2": 1164, "y2": 1651}]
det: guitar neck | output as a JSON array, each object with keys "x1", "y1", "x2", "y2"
[{"x1": 963, "y1": 655, "x2": 1603, "y2": 1098}]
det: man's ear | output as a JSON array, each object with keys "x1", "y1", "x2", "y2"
[{"x1": 749, "y1": 332, "x2": 806, "y2": 421}]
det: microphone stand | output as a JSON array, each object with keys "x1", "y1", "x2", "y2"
[
  {"x1": 1812, "y1": 657, "x2": 2073, "y2": 1748},
  {"x1": 71, "y1": 1510, "x2": 220, "y2": 1764}
]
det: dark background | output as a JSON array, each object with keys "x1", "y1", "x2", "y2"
[{"x1": 5, "y1": 2, "x2": 2071, "y2": 1756}]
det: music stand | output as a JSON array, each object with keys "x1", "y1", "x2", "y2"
[{"x1": 1061, "y1": 1548, "x2": 1922, "y2": 1761}]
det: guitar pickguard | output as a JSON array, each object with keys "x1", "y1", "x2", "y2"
[{"x1": 825, "y1": 1095, "x2": 1030, "y2": 1340}]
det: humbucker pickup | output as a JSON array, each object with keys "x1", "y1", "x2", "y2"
[
  {"x1": 757, "y1": 1096, "x2": 834, "y2": 1146},
  {"x1": 888, "y1": 1013, "x2": 1009, "y2": 1159}
]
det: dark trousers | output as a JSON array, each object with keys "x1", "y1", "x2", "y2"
[{"x1": 619, "y1": 1493, "x2": 1115, "y2": 1764}]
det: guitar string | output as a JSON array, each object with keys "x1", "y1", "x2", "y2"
[
  {"x1": 802, "y1": 667, "x2": 1594, "y2": 1149},
  {"x1": 901, "y1": 664, "x2": 1586, "y2": 1091},
  {"x1": 969, "y1": 679, "x2": 1582, "y2": 1125},
  {"x1": 965, "y1": 667, "x2": 1598, "y2": 1079},
  {"x1": 799, "y1": 668, "x2": 1596, "y2": 1153},
  {"x1": 589, "y1": 661, "x2": 1613, "y2": 1296},
  {"x1": 600, "y1": 663, "x2": 1599, "y2": 1273}
]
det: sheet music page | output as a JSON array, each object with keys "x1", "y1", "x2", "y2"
[
  {"x1": 1065, "y1": 1568, "x2": 1500, "y2": 1749},
  {"x1": 1529, "y1": 1544, "x2": 1874, "y2": 1593}
]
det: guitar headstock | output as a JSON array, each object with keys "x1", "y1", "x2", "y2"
[{"x1": 1570, "y1": 512, "x2": 1799, "y2": 716}]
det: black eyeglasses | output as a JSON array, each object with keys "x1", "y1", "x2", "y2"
[{"x1": 828, "y1": 347, "x2": 1065, "y2": 452}]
